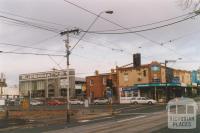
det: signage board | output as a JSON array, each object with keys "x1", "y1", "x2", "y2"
[
  {"x1": 60, "y1": 79, "x2": 69, "y2": 88},
  {"x1": 19, "y1": 70, "x2": 75, "y2": 81},
  {"x1": 151, "y1": 65, "x2": 160, "y2": 72},
  {"x1": 0, "y1": 99, "x2": 5, "y2": 106}
]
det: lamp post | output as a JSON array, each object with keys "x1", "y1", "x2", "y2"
[
  {"x1": 60, "y1": 10, "x2": 113, "y2": 124},
  {"x1": 162, "y1": 58, "x2": 182, "y2": 102}
]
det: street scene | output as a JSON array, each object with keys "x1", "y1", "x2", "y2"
[{"x1": 1, "y1": 0, "x2": 200, "y2": 133}]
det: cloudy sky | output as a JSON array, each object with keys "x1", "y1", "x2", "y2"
[{"x1": 0, "y1": 0, "x2": 200, "y2": 86}]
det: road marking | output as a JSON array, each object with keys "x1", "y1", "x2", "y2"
[
  {"x1": 118, "y1": 113, "x2": 150, "y2": 115},
  {"x1": 117, "y1": 115, "x2": 146, "y2": 123},
  {"x1": 78, "y1": 120, "x2": 90, "y2": 123},
  {"x1": 78, "y1": 117, "x2": 112, "y2": 123},
  {"x1": 115, "y1": 105, "x2": 142, "y2": 111},
  {"x1": 92, "y1": 116, "x2": 112, "y2": 121}
]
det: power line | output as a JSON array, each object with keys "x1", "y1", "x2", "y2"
[
  {"x1": 63, "y1": 0, "x2": 200, "y2": 61},
  {"x1": 0, "y1": 51, "x2": 65, "y2": 57},
  {"x1": 9, "y1": 34, "x2": 60, "y2": 52},
  {"x1": 82, "y1": 12, "x2": 193, "y2": 33},
  {"x1": 48, "y1": 55, "x2": 64, "y2": 70},
  {"x1": 71, "y1": 35, "x2": 124, "y2": 52},
  {"x1": 82, "y1": 14, "x2": 199, "y2": 34},
  {"x1": 0, "y1": 10, "x2": 68, "y2": 28},
  {"x1": 0, "y1": 42, "x2": 65, "y2": 53},
  {"x1": 62, "y1": 0, "x2": 164, "y2": 44},
  {"x1": 0, "y1": 15, "x2": 61, "y2": 33},
  {"x1": 161, "y1": 29, "x2": 200, "y2": 45}
]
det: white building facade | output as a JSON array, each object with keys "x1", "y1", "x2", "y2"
[{"x1": 19, "y1": 69, "x2": 75, "y2": 98}]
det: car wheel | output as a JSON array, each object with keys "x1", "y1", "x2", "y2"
[{"x1": 148, "y1": 101, "x2": 153, "y2": 105}]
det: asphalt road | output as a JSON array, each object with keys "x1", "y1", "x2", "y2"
[
  {"x1": 1, "y1": 103, "x2": 200, "y2": 133},
  {"x1": 0, "y1": 103, "x2": 167, "y2": 133}
]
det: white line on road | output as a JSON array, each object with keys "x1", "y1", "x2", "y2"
[
  {"x1": 78, "y1": 117, "x2": 112, "y2": 123},
  {"x1": 117, "y1": 115, "x2": 146, "y2": 123},
  {"x1": 115, "y1": 105, "x2": 142, "y2": 111},
  {"x1": 78, "y1": 120, "x2": 90, "y2": 123},
  {"x1": 118, "y1": 113, "x2": 150, "y2": 115}
]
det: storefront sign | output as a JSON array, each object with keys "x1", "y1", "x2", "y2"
[{"x1": 19, "y1": 70, "x2": 74, "y2": 81}]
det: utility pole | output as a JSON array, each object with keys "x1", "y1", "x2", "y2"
[
  {"x1": 164, "y1": 60, "x2": 176, "y2": 102},
  {"x1": 60, "y1": 29, "x2": 79, "y2": 123}
]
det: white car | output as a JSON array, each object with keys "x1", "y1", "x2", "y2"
[
  {"x1": 94, "y1": 98, "x2": 109, "y2": 104},
  {"x1": 69, "y1": 99, "x2": 84, "y2": 105},
  {"x1": 130, "y1": 97, "x2": 157, "y2": 104},
  {"x1": 30, "y1": 100, "x2": 43, "y2": 106}
]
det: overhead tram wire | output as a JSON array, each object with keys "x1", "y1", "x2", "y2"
[
  {"x1": 82, "y1": 14, "x2": 199, "y2": 35},
  {"x1": 82, "y1": 12, "x2": 193, "y2": 33},
  {"x1": 0, "y1": 12, "x2": 121, "y2": 65},
  {"x1": 48, "y1": 55, "x2": 64, "y2": 70},
  {"x1": 63, "y1": 0, "x2": 159, "y2": 43},
  {"x1": 161, "y1": 29, "x2": 200, "y2": 45},
  {"x1": 0, "y1": 8, "x2": 183, "y2": 63},
  {"x1": 71, "y1": 35, "x2": 124, "y2": 52},
  {"x1": 63, "y1": 0, "x2": 199, "y2": 60},
  {"x1": 0, "y1": 42, "x2": 109, "y2": 62}
]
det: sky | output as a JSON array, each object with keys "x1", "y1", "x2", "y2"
[{"x1": 0, "y1": 0, "x2": 200, "y2": 86}]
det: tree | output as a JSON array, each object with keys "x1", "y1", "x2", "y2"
[{"x1": 179, "y1": 0, "x2": 200, "y2": 10}]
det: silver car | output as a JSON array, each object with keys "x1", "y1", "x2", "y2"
[
  {"x1": 130, "y1": 97, "x2": 157, "y2": 104},
  {"x1": 94, "y1": 98, "x2": 109, "y2": 104}
]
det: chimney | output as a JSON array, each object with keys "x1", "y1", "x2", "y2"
[
  {"x1": 111, "y1": 69, "x2": 115, "y2": 73},
  {"x1": 133, "y1": 53, "x2": 141, "y2": 68},
  {"x1": 95, "y1": 70, "x2": 99, "y2": 75}
]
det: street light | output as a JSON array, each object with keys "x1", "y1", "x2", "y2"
[
  {"x1": 61, "y1": 10, "x2": 114, "y2": 124},
  {"x1": 162, "y1": 58, "x2": 182, "y2": 102},
  {"x1": 87, "y1": 10, "x2": 114, "y2": 101}
]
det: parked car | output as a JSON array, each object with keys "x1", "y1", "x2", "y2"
[
  {"x1": 130, "y1": 97, "x2": 157, "y2": 104},
  {"x1": 94, "y1": 98, "x2": 109, "y2": 104},
  {"x1": 69, "y1": 99, "x2": 83, "y2": 105},
  {"x1": 6, "y1": 99, "x2": 21, "y2": 106},
  {"x1": 30, "y1": 100, "x2": 43, "y2": 106},
  {"x1": 47, "y1": 100, "x2": 65, "y2": 106}
]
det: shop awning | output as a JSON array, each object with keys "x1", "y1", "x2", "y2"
[
  {"x1": 135, "y1": 83, "x2": 181, "y2": 87},
  {"x1": 122, "y1": 86, "x2": 138, "y2": 92}
]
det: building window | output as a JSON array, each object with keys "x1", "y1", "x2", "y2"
[
  {"x1": 143, "y1": 70, "x2": 147, "y2": 77},
  {"x1": 124, "y1": 73, "x2": 128, "y2": 81},
  {"x1": 90, "y1": 80, "x2": 94, "y2": 86},
  {"x1": 103, "y1": 77, "x2": 106, "y2": 85},
  {"x1": 138, "y1": 78, "x2": 142, "y2": 81}
]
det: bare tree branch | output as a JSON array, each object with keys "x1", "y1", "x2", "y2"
[{"x1": 179, "y1": 0, "x2": 200, "y2": 10}]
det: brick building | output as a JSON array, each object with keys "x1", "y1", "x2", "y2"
[
  {"x1": 118, "y1": 61, "x2": 192, "y2": 102},
  {"x1": 86, "y1": 70, "x2": 118, "y2": 101}
]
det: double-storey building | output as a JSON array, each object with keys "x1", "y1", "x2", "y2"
[{"x1": 19, "y1": 69, "x2": 75, "y2": 98}]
